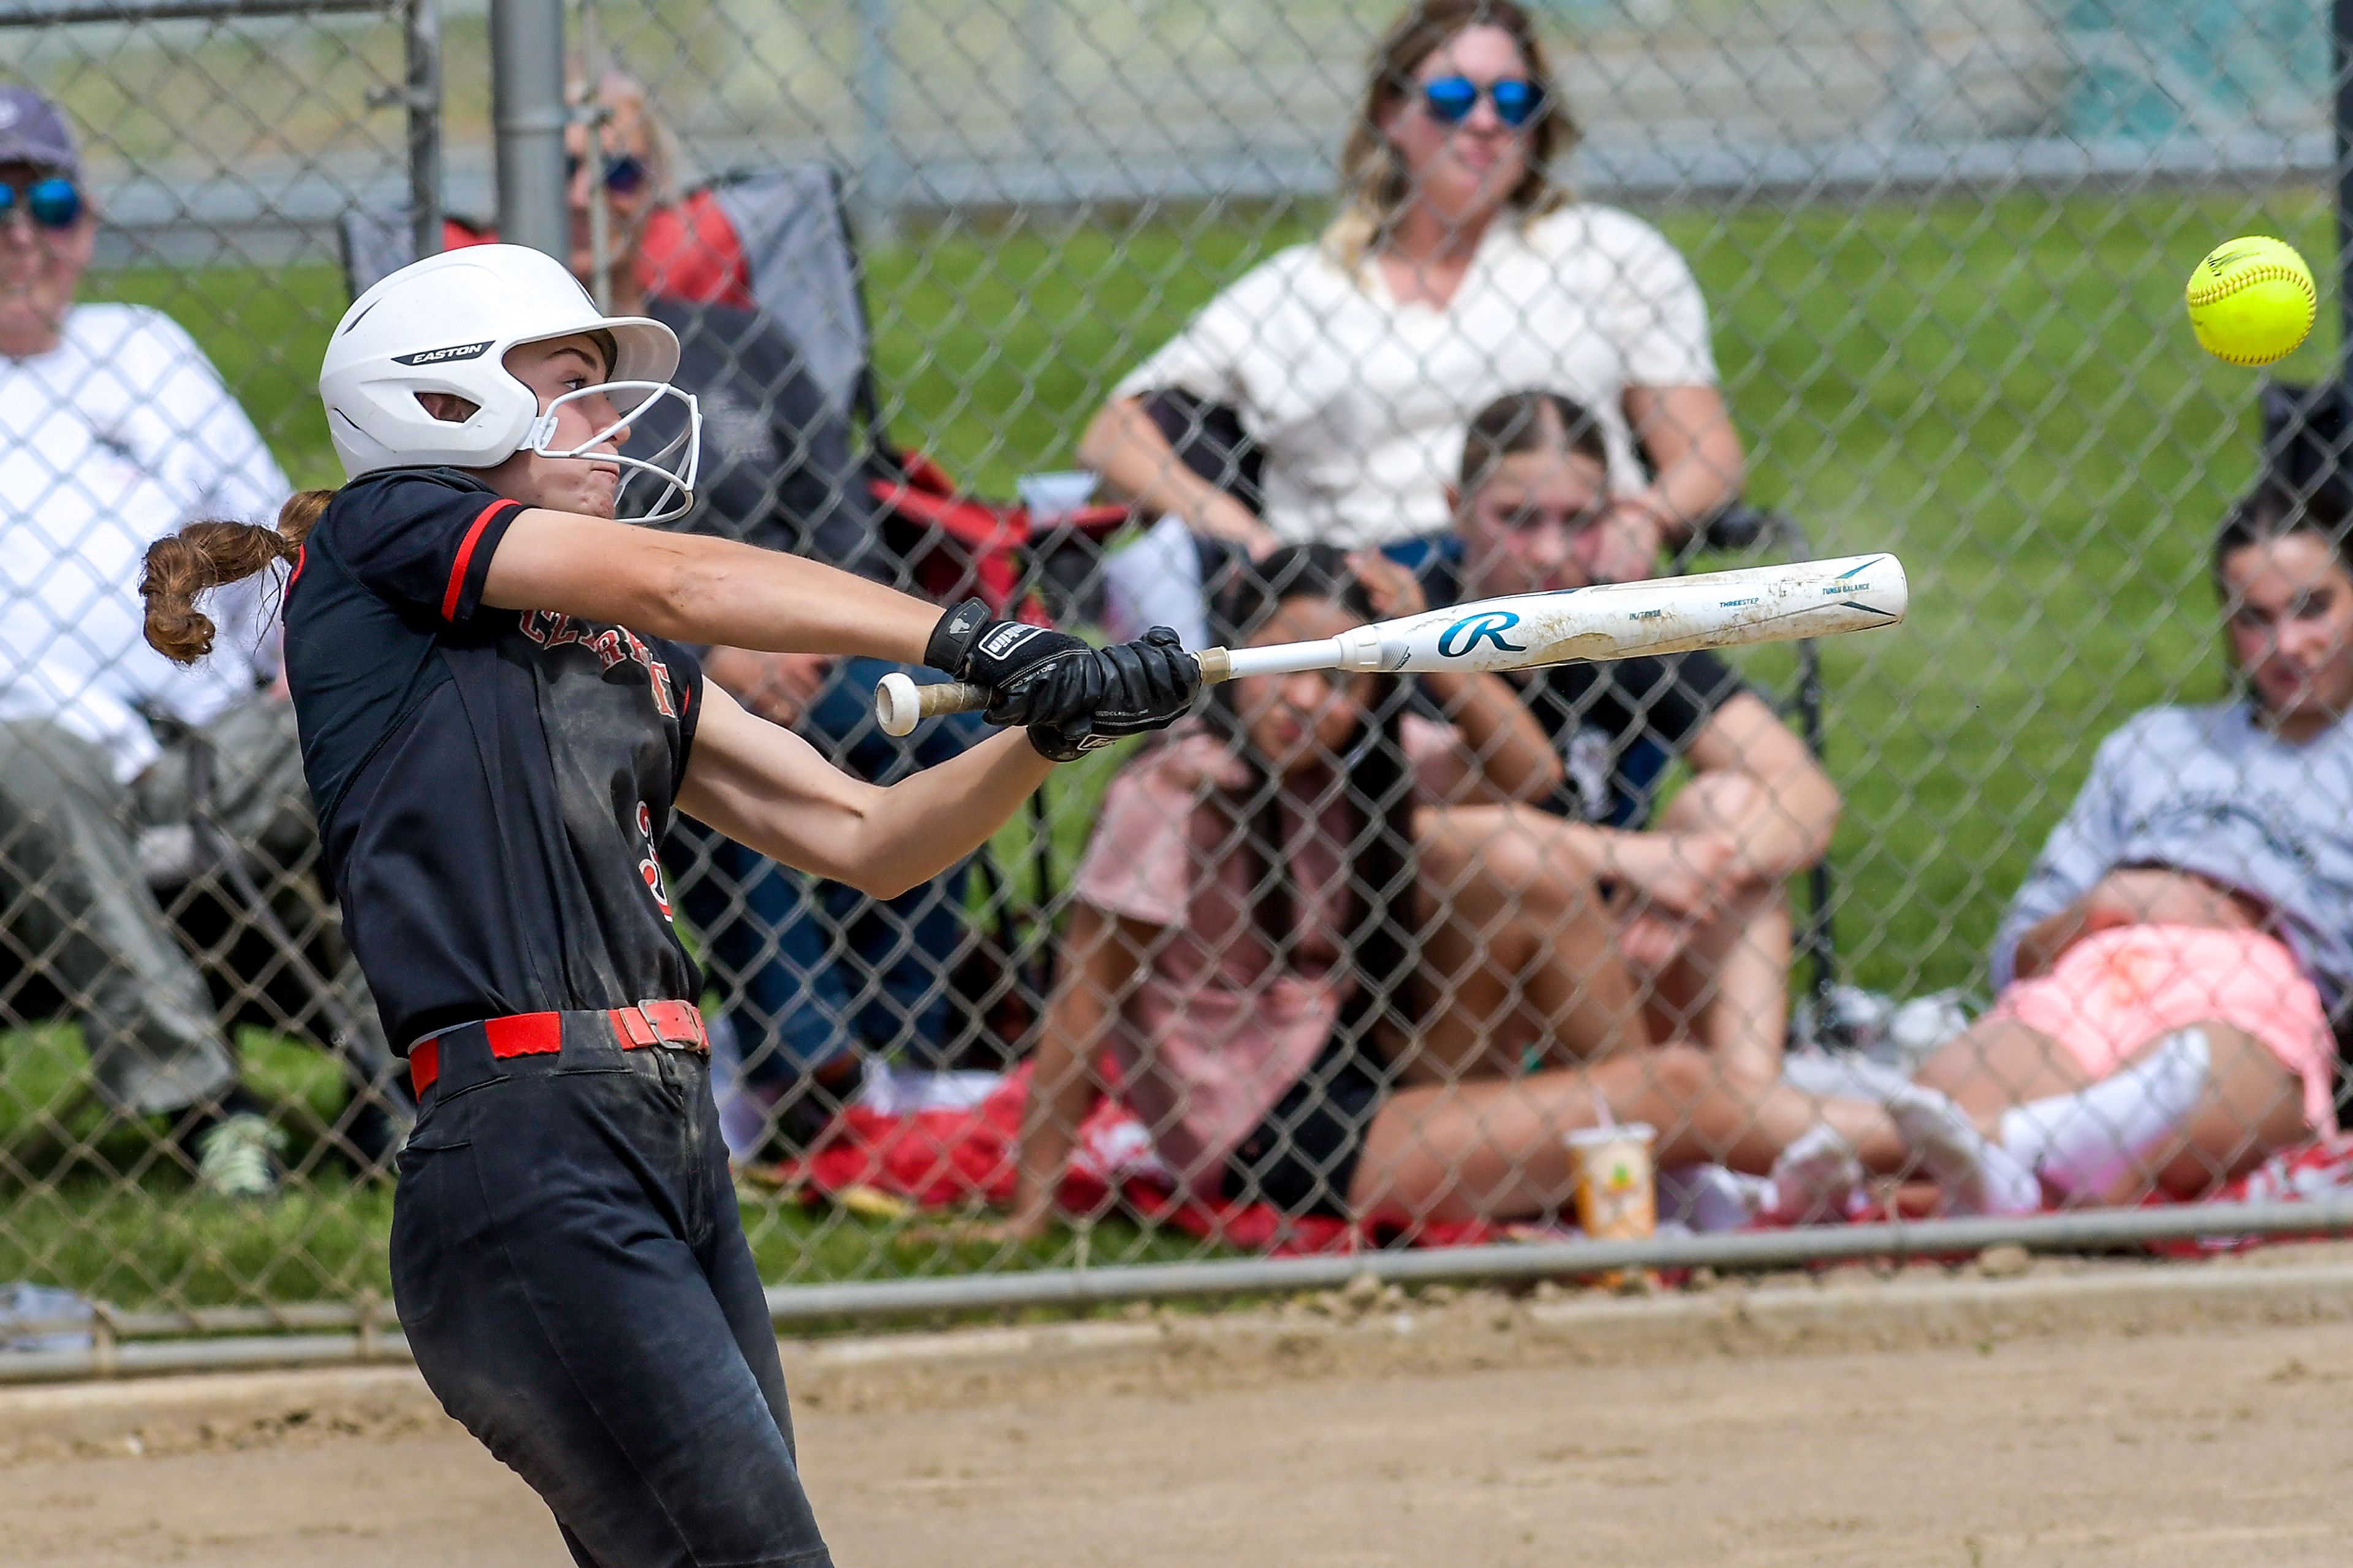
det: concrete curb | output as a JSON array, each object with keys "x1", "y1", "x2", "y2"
[{"x1": 6, "y1": 1253, "x2": 2351, "y2": 1460}]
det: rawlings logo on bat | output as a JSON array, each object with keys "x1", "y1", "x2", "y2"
[{"x1": 1437, "y1": 610, "x2": 1526, "y2": 658}]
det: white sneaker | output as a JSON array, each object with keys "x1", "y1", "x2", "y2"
[
  {"x1": 1884, "y1": 1085, "x2": 2039, "y2": 1216},
  {"x1": 196, "y1": 1113, "x2": 287, "y2": 1200},
  {"x1": 1768, "y1": 1124, "x2": 1865, "y2": 1222}
]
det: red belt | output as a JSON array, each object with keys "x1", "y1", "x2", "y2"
[{"x1": 409, "y1": 1001, "x2": 709, "y2": 1097}]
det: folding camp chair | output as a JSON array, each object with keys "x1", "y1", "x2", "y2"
[{"x1": 1136, "y1": 388, "x2": 1840, "y2": 1013}]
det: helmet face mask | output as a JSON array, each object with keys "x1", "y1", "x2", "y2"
[
  {"x1": 321, "y1": 244, "x2": 700, "y2": 519},
  {"x1": 526, "y1": 379, "x2": 702, "y2": 524}
]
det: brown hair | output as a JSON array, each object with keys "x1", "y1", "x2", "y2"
[
  {"x1": 1458, "y1": 389, "x2": 1607, "y2": 493},
  {"x1": 2213, "y1": 480, "x2": 2353, "y2": 585},
  {"x1": 1323, "y1": 0, "x2": 1575, "y2": 275},
  {"x1": 142, "y1": 489, "x2": 334, "y2": 665},
  {"x1": 1205, "y1": 545, "x2": 1422, "y2": 1064},
  {"x1": 2208, "y1": 482, "x2": 2353, "y2": 705}
]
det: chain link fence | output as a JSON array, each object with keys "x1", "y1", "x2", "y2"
[{"x1": 6, "y1": 0, "x2": 2353, "y2": 1370}]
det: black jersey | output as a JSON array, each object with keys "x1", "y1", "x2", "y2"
[
  {"x1": 1422, "y1": 559, "x2": 1745, "y2": 828},
  {"x1": 282, "y1": 466, "x2": 707, "y2": 1053}
]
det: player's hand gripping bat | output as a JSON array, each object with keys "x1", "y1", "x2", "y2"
[{"x1": 874, "y1": 554, "x2": 1908, "y2": 737}]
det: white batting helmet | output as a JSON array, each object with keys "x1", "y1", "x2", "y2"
[{"x1": 319, "y1": 243, "x2": 700, "y2": 521}]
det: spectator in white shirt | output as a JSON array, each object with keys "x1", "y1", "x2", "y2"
[
  {"x1": 0, "y1": 85, "x2": 393, "y2": 1197},
  {"x1": 1080, "y1": 0, "x2": 1743, "y2": 580}
]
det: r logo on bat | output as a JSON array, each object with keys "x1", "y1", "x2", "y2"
[{"x1": 1438, "y1": 610, "x2": 1525, "y2": 658}]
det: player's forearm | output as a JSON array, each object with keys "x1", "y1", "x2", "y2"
[
  {"x1": 488, "y1": 512, "x2": 942, "y2": 662},
  {"x1": 846, "y1": 729, "x2": 1058, "y2": 897},
  {"x1": 659, "y1": 536, "x2": 940, "y2": 661},
  {"x1": 678, "y1": 691, "x2": 1055, "y2": 899}
]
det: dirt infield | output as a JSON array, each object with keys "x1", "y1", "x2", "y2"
[{"x1": 6, "y1": 1256, "x2": 2353, "y2": 1567}]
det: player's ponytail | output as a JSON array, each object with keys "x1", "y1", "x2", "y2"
[{"x1": 142, "y1": 488, "x2": 334, "y2": 665}]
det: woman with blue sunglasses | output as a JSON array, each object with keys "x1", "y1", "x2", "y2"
[{"x1": 1084, "y1": 0, "x2": 1744, "y2": 586}]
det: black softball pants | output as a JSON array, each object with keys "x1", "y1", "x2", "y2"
[{"x1": 391, "y1": 1012, "x2": 832, "y2": 1568}]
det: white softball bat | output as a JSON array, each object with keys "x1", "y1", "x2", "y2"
[{"x1": 875, "y1": 553, "x2": 1908, "y2": 737}]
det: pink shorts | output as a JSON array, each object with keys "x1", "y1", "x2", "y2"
[{"x1": 1991, "y1": 925, "x2": 2337, "y2": 1132}]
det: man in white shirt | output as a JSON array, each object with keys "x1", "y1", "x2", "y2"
[{"x1": 0, "y1": 86, "x2": 392, "y2": 1195}]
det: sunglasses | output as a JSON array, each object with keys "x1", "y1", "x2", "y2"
[
  {"x1": 0, "y1": 176, "x2": 82, "y2": 230},
  {"x1": 566, "y1": 153, "x2": 649, "y2": 197},
  {"x1": 1420, "y1": 75, "x2": 1544, "y2": 128}
]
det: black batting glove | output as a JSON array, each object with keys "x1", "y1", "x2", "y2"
[
  {"x1": 1020, "y1": 627, "x2": 1201, "y2": 762},
  {"x1": 925, "y1": 599, "x2": 1092, "y2": 716}
]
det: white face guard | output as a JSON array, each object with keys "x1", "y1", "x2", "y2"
[{"x1": 525, "y1": 381, "x2": 703, "y2": 525}]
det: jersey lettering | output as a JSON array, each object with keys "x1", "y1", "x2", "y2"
[
  {"x1": 633, "y1": 801, "x2": 674, "y2": 922},
  {"x1": 520, "y1": 611, "x2": 678, "y2": 717}
]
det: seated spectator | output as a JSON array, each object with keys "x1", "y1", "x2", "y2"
[
  {"x1": 560, "y1": 70, "x2": 987, "y2": 1154},
  {"x1": 982, "y1": 547, "x2": 1913, "y2": 1234},
  {"x1": 1433, "y1": 390, "x2": 1839, "y2": 1082},
  {"x1": 1834, "y1": 482, "x2": 2349, "y2": 1212},
  {"x1": 0, "y1": 86, "x2": 396, "y2": 1195},
  {"x1": 1080, "y1": 0, "x2": 1740, "y2": 579}
]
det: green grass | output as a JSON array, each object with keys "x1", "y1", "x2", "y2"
[
  {"x1": 4, "y1": 184, "x2": 2328, "y2": 1309},
  {"x1": 0, "y1": 1023, "x2": 1220, "y2": 1310}
]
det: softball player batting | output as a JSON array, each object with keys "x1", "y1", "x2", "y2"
[{"x1": 137, "y1": 243, "x2": 1197, "y2": 1567}]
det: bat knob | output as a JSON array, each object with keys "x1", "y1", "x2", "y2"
[{"x1": 875, "y1": 672, "x2": 925, "y2": 737}]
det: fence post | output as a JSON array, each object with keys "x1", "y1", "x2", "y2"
[
  {"x1": 1020, "y1": 0, "x2": 1058, "y2": 165},
  {"x1": 490, "y1": 0, "x2": 568, "y2": 260},
  {"x1": 404, "y1": 0, "x2": 442, "y2": 260},
  {"x1": 851, "y1": 0, "x2": 903, "y2": 242},
  {"x1": 2337, "y1": 0, "x2": 2353, "y2": 382}
]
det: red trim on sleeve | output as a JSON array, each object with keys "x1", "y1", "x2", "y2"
[
  {"x1": 442, "y1": 500, "x2": 517, "y2": 623},
  {"x1": 286, "y1": 543, "x2": 306, "y2": 591}
]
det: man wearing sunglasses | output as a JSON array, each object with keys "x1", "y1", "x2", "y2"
[
  {"x1": 0, "y1": 85, "x2": 401, "y2": 1197},
  {"x1": 0, "y1": 94, "x2": 89, "y2": 360}
]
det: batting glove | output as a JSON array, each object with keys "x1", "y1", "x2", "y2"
[
  {"x1": 1018, "y1": 627, "x2": 1201, "y2": 762},
  {"x1": 925, "y1": 598, "x2": 1093, "y2": 724}
]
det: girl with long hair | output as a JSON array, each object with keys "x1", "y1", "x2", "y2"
[
  {"x1": 1857, "y1": 483, "x2": 2352, "y2": 1214},
  {"x1": 139, "y1": 242, "x2": 1196, "y2": 1568}
]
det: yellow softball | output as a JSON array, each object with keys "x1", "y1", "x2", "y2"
[{"x1": 2186, "y1": 236, "x2": 2317, "y2": 367}]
